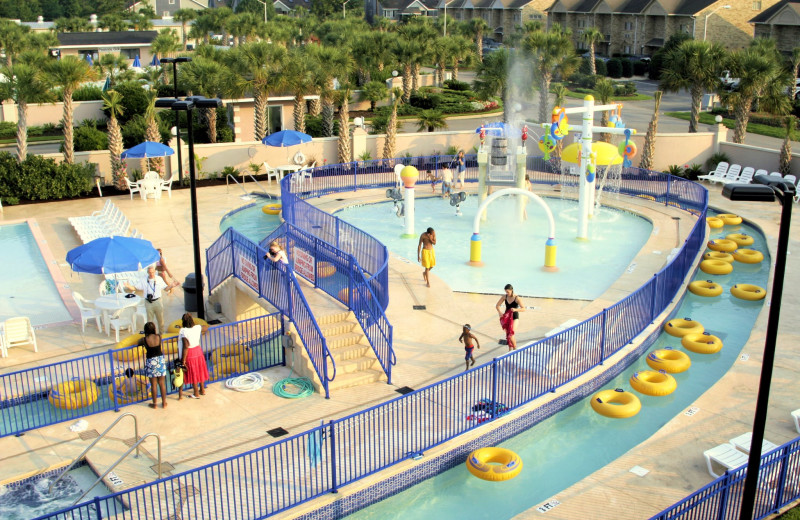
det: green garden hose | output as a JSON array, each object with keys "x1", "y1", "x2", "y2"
[{"x1": 272, "y1": 338, "x2": 314, "y2": 399}]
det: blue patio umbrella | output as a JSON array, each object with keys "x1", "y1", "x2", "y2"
[
  {"x1": 132, "y1": 55, "x2": 141, "y2": 68},
  {"x1": 66, "y1": 236, "x2": 160, "y2": 275},
  {"x1": 101, "y1": 76, "x2": 111, "y2": 92},
  {"x1": 262, "y1": 130, "x2": 312, "y2": 147},
  {"x1": 150, "y1": 55, "x2": 160, "y2": 67},
  {"x1": 120, "y1": 141, "x2": 174, "y2": 159},
  {"x1": 475, "y1": 122, "x2": 521, "y2": 138},
  {"x1": 85, "y1": 53, "x2": 93, "y2": 66}
]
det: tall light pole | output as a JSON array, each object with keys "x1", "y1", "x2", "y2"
[
  {"x1": 703, "y1": 4, "x2": 730, "y2": 41},
  {"x1": 722, "y1": 175, "x2": 795, "y2": 520},
  {"x1": 255, "y1": 0, "x2": 268, "y2": 23},
  {"x1": 343, "y1": 0, "x2": 350, "y2": 19},
  {"x1": 155, "y1": 96, "x2": 222, "y2": 320},
  {"x1": 158, "y1": 56, "x2": 191, "y2": 184}
]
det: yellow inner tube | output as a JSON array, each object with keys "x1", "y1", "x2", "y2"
[
  {"x1": 664, "y1": 318, "x2": 704, "y2": 337},
  {"x1": 646, "y1": 348, "x2": 691, "y2": 373},
  {"x1": 688, "y1": 280, "x2": 723, "y2": 297},
  {"x1": 48, "y1": 380, "x2": 100, "y2": 410},
  {"x1": 699, "y1": 260, "x2": 733, "y2": 275},
  {"x1": 706, "y1": 217, "x2": 724, "y2": 229},
  {"x1": 214, "y1": 357, "x2": 250, "y2": 377},
  {"x1": 262, "y1": 203, "x2": 282, "y2": 215},
  {"x1": 113, "y1": 334, "x2": 145, "y2": 362},
  {"x1": 108, "y1": 375, "x2": 150, "y2": 405},
  {"x1": 211, "y1": 344, "x2": 254, "y2": 365},
  {"x1": 630, "y1": 370, "x2": 677, "y2": 396},
  {"x1": 731, "y1": 284, "x2": 767, "y2": 301},
  {"x1": 466, "y1": 447, "x2": 523, "y2": 481},
  {"x1": 732, "y1": 249, "x2": 764, "y2": 264},
  {"x1": 590, "y1": 389, "x2": 641, "y2": 418},
  {"x1": 317, "y1": 261, "x2": 336, "y2": 278},
  {"x1": 165, "y1": 317, "x2": 210, "y2": 335},
  {"x1": 717, "y1": 214, "x2": 743, "y2": 225},
  {"x1": 707, "y1": 239, "x2": 738, "y2": 252},
  {"x1": 682, "y1": 332, "x2": 723, "y2": 354},
  {"x1": 726, "y1": 233, "x2": 754, "y2": 246},
  {"x1": 703, "y1": 251, "x2": 734, "y2": 263}
]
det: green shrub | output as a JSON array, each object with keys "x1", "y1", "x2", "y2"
[
  {"x1": 633, "y1": 60, "x2": 649, "y2": 76},
  {"x1": 444, "y1": 79, "x2": 471, "y2": 91},
  {"x1": 613, "y1": 82, "x2": 637, "y2": 97},
  {"x1": 409, "y1": 91, "x2": 442, "y2": 109},
  {"x1": 71, "y1": 85, "x2": 104, "y2": 102},
  {"x1": 0, "y1": 122, "x2": 17, "y2": 140},
  {"x1": 121, "y1": 113, "x2": 171, "y2": 149},
  {"x1": 304, "y1": 114, "x2": 340, "y2": 137},
  {"x1": 620, "y1": 59, "x2": 633, "y2": 78},
  {"x1": 70, "y1": 120, "x2": 108, "y2": 152},
  {"x1": 705, "y1": 152, "x2": 730, "y2": 172},
  {"x1": 595, "y1": 59, "x2": 607, "y2": 77},
  {"x1": 0, "y1": 153, "x2": 94, "y2": 201},
  {"x1": 606, "y1": 58, "x2": 622, "y2": 78},
  {"x1": 106, "y1": 82, "x2": 151, "y2": 125}
]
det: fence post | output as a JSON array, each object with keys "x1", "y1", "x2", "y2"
[
  {"x1": 665, "y1": 175, "x2": 671, "y2": 206},
  {"x1": 109, "y1": 351, "x2": 120, "y2": 412},
  {"x1": 94, "y1": 496, "x2": 103, "y2": 520},
  {"x1": 335, "y1": 219, "x2": 340, "y2": 249},
  {"x1": 491, "y1": 359, "x2": 498, "y2": 418},
  {"x1": 314, "y1": 237, "x2": 319, "y2": 289},
  {"x1": 774, "y1": 446, "x2": 791, "y2": 510},
  {"x1": 599, "y1": 310, "x2": 607, "y2": 365},
  {"x1": 353, "y1": 161, "x2": 358, "y2": 191},
  {"x1": 328, "y1": 420, "x2": 338, "y2": 493},
  {"x1": 715, "y1": 471, "x2": 731, "y2": 520}
]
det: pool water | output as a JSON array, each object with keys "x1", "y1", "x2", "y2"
[
  {"x1": 0, "y1": 464, "x2": 124, "y2": 519},
  {"x1": 347, "y1": 216, "x2": 770, "y2": 519},
  {"x1": 220, "y1": 202, "x2": 282, "y2": 243},
  {"x1": 335, "y1": 196, "x2": 653, "y2": 299},
  {"x1": 0, "y1": 223, "x2": 72, "y2": 326}
]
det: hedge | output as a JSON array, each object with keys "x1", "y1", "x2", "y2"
[{"x1": 0, "y1": 153, "x2": 95, "y2": 204}]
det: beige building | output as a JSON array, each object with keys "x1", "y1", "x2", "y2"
[
  {"x1": 751, "y1": 0, "x2": 800, "y2": 54},
  {"x1": 436, "y1": 0, "x2": 552, "y2": 41},
  {"x1": 547, "y1": 0, "x2": 780, "y2": 57},
  {"x1": 54, "y1": 31, "x2": 158, "y2": 65}
]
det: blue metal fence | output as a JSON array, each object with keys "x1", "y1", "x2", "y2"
[{"x1": 1, "y1": 314, "x2": 283, "y2": 438}]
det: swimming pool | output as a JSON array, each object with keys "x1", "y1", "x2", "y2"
[
  {"x1": 219, "y1": 202, "x2": 282, "y2": 243},
  {"x1": 347, "y1": 215, "x2": 770, "y2": 519},
  {"x1": 335, "y1": 196, "x2": 653, "y2": 299},
  {"x1": 0, "y1": 462, "x2": 123, "y2": 520},
  {"x1": 0, "y1": 222, "x2": 73, "y2": 326}
]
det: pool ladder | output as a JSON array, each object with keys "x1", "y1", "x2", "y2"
[
  {"x1": 47, "y1": 412, "x2": 163, "y2": 506},
  {"x1": 226, "y1": 174, "x2": 272, "y2": 200}
]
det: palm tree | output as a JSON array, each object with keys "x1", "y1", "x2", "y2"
[
  {"x1": 582, "y1": 27, "x2": 604, "y2": 76},
  {"x1": 639, "y1": 91, "x2": 662, "y2": 171},
  {"x1": 393, "y1": 38, "x2": 421, "y2": 102},
  {"x1": 102, "y1": 90, "x2": 126, "y2": 188},
  {"x1": 279, "y1": 49, "x2": 315, "y2": 134},
  {"x1": 780, "y1": 116, "x2": 794, "y2": 175},
  {"x1": 46, "y1": 56, "x2": 97, "y2": 164},
  {"x1": 143, "y1": 95, "x2": 163, "y2": 173},
  {"x1": 659, "y1": 40, "x2": 726, "y2": 133},
  {"x1": 788, "y1": 47, "x2": 800, "y2": 101},
  {"x1": 523, "y1": 27, "x2": 579, "y2": 123},
  {"x1": 446, "y1": 35, "x2": 474, "y2": 82},
  {"x1": 0, "y1": 63, "x2": 52, "y2": 161},
  {"x1": 151, "y1": 30, "x2": 182, "y2": 84},
  {"x1": 369, "y1": 31, "x2": 398, "y2": 74},
  {"x1": 468, "y1": 18, "x2": 490, "y2": 63},
  {"x1": 473, "y1": 48, "x2": 509, "y2": 121},
  {"x1": 190, "y1": 12, "x2": 217, "y2": 45},
  {"x1": 594, "y1": 78, "x2": 614, "y2": 143},
  {"x1": 0, "y1": 20, "x2": 31, "y2": 67},
  {"x1": 309, "y1": 46, "x2": 353, "y2": 137},
  {"x1": 360, "y1": 81, "x2": 388, "y2": 111},
  {"x1": 173, "y1": 9, "x2": 197, "y2": 51},
  {"x1": 383, "y1": 88, "x2": 403, "y2": 160},
  {"x1": 99, "y1": 14, "x2": 129, "y2": 32},
  {"x1": 55, "y1": 17, "x2": 92, "y2": 33},
  {"x1": 127, "y1": 13, "x2": 153, "y2": 31},
  {"x1": 416, "y1": 109, "x2": 447, "y2": 132},
  {"x1": 95, "y1": 54, "x2": 129, "y2": 89},
  {"x1": 180, "y1": 58, "x2": 233, "y2": 143},
  {"x1": 336, "y1": 87, "x2": 353, "y2": 164},
  {"x1": 432, "y1": 37, "x2": 449, "y2": 87}
]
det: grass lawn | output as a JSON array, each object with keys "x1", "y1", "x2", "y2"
[
  {"x1": 778, "y1": 504, "x2": 800, "y2": 519},
  {"x1": 665, "y1": 111, "x2": 800, "y2": 141},
  {"x1": 563, "y1": 88, "x2": 651, "y2": 102},
  {"x1": 0, "y1": 135, "x2": 63, "y2": 145}
]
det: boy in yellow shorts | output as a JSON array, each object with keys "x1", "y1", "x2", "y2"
[{"x1": 417, "y1": 227, "x2": 436, "y2": 288}]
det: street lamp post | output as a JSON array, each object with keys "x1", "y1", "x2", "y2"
[
  {"x1": 703, "y1": 4, "x2": 731, "y2": 41},
  {"x1": 155, "y1": 96, "x2": 222, "y2": 320},
  {"x1": 721, "y1": 175, "x2": 796, "y2": 520},
  {"x1": 158, "y1": 57, "x2": 191, "y2": 184},
  {"x1": 254, "y1": 0, "x2": 268, "y2": 23},
  {"x1": 343, "y1": 0, "x2": 350, "y2": 19}
]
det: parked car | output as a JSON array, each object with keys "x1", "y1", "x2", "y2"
[
  {"x1": 581, "y1": 52, "x2": 610, "y2": 62},
  {"x1": 785, "y1": 78, "x2": 800, "y2": 99},
  {"x1": 719, "y1": 70, "x2": 740, "y2": 91}
]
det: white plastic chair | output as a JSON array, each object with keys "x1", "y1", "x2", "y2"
[
  {"x1": 263, "y1": 162, "x2": 281, "y2": 183},
  {"x1": 73, "y1": 292, "x2": 101, "y2": 333},
  {"x1": 124, "y1": 178, "x2": 142, "y2": 200},
  {"x1": 106, "y1": 307, "x2": 135, "y2": 341},
  {"x1": 2, "y1": 317, "x2": 38, "y2": 356},
  {"x1": 160, "y1": 172, "x2": 175, "y2": 198},
  {"x1": 144, "y1": 171, "x2": 160, "y2": 180}
]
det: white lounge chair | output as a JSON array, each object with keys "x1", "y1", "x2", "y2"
[
  {"x1": 124, "y1": 178, "x2": 142, "y2": 200},
  {"x1": 728, "y1": 166, "x2": 755, "y2": 185},
  {"x1": 2, "y1": 317, "x2": 38, "y2": 356},
  {"x1": 729, "y1": 432, "x2": 779, "y2": 455},
  {"x1": 710, "y1": 164, "x2": 741, "y2": 185},
  {"x1": 704, "y1": 443, "x2": 749, "y2": 478},
  {"x1": 792, "y1": 409, "x2": 800, "y2": 434},
  {"x1": 783, "y1": 174, "x2": 797, "y2": 186},
  {"x1": 697, "y1": 162, "x2": 729, "y2": 183},
  {"x1": 769, "y1": 172, "x2": 783, "y2": 178},
  {"x1": 73, "y1": 292, "x2": 102, "y2": 333},
  {"x1": 754, "y1": 169, "x2": 768, "y2": 179}
]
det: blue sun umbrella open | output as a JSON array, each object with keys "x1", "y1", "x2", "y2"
[
  {"x1": 120, "y1": 141, "x2": 174, "y2": 159},
  {"x1": 262, "y1": 130, "x2": 312, "y2": 147},
  {"x1": 66, "y1": 236, "x2": 160, "y2": 275}
]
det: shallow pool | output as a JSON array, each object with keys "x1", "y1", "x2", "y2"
[
  {"x1": 347, "y1": 215, "x2": 770, "y2": 519},
  {"x1": 0, "y1": 222, "x2": 72, "y2": 326},
  {"x1": 219, "y1": 202, "x2": 282, "y2": 243},
  {"x1": 335, "y1": 195, "x2": 653, "y2": 299}
]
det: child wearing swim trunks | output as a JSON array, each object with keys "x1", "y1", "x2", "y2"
[{"x1": 459, "y1": 324, "x2": 480, "y2": 371}]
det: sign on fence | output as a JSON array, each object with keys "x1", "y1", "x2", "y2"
[
  {"x1": 239, "y1": 254, "x2": 258, "y2": 289},
  {"x1": 293, "y1": 247, "x2": 315, "y2": 282}
]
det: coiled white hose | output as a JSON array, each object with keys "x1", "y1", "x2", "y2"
[{"x1": 224, "y1": 372, "x2": 266, "y2": 392}]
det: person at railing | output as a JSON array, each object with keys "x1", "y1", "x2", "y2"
[
  {"x1": 456, "y1": 151, "x2": 466, "y2": 189},
  {"x1": 417, "y1": 227, "x2": 436, "y2": 288},
  {"x1": 139, "y1": 321, "x2": 167, "y2": 409},
  {"x1": 178, "y1": 313, "x2": 210, "y2": 400},
  {"x1": 496, "y1": 284, "x2": 525, "y2": 350},
  {"x1": 264, "y1": 240, "x2": 288, "y2": 265},
  {"x1": 459, "y1": 324, "x2": 480, "y2": 371}
]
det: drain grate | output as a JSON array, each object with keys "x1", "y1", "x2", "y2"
[
  {"x1": 174, "y1": 484, "x2": 199, "y2": 500},
  {"x1": 79, "y1": 429, "x2": 99, "y2": 440},
  {"x1": 412, "y1": 305, "x2": 426, "y2": 310},
  {"x1": 152, "y1": 461, "x2": 175, "y2": 475},
  {"x1": 395, "y1": 386, "x2": 414, "y2": 395},
  {"x1": 207, "y1": 319, "x2": 222, "y2": 325},
  {"x1": 267, "y1": 427, "x2": 289, "y2": 438}
]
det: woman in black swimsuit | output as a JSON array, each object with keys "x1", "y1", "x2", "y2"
[{"x1": 496, "y1": 283, "x2": 525, "y2": 350}]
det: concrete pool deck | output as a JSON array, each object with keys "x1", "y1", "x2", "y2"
[{"x1": 0, "y1": 182, "x2": 796, "y2": 519}]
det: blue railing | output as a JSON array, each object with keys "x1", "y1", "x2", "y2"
[
  {"x1": 36, "y1": 165, "x2": 725, "y2": 520},
  {"x1": 0, "y1": 314, "x2": 283, "y2": 438},
  {"x1": 206, "y1": 227, "x2": 334, "y2": 397}
]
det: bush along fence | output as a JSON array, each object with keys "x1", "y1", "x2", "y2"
[{"x1": 0, "y1": 314, "x2": 283, "y2": 438}]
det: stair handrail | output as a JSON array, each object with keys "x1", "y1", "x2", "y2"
[
  {"x1": 225, "y1": 174, "x2": 250, "y2": 198},
  {"x1": 242, "y1": 174, "x2": 271, "y2": 197},
  {"x1": 49, "y1": 412, "x2": 139, "y2": 494},
  {"x1": 71, "y1": 432, "x2": 161, "y2": 506}
]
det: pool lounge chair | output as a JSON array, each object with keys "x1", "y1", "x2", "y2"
[
  {"x1": 697, "y1": 162, "x2": 729, "y2": 183},
  {"x1": 704, "y1": 443, "x2": 749, "y2": 478},
  {"x1": 729, "y1": 432, "x2": 779, "y2": 455},
  {"x1": 721, "y1": 166, "x2": 754, "y2": 185},
  {"x1": 709, "y1": 164, "x2": 741, "y2": 185},
  {"x1": 2, "y1": 317, "x2": 38, "y2": 357},
  {"x1": 792, "y1": 409, "x2": 800, "y2": 434}
]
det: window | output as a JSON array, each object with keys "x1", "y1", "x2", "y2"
[
  {"x1": 624, "y1": 22, "x2": 633, "y2": 30},
  {"x1": 163, "y1": 11, "x2": 170, "y2": 17},
  {"x1": 578, "y1": 19, "x2": 585, "y2": 28},
  {"x1": 120, "y1": 48, "x2": 138, "y2": 59},
  {"x1": 753, "y1": 1, "x2": 761, "y2": 9}
]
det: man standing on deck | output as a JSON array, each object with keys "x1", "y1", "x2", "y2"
[{"x1": 417, "y1": 227, "x2": 436, "y2": 288}]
